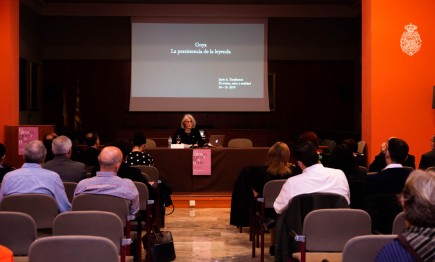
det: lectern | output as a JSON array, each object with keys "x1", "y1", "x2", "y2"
[{"x1": 4, "y1": 125, "x2": 55, "y2": 168}]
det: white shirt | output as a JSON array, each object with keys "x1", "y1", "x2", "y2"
[{"x1": 273, "y1": 163, "x2": 350, "y2": 214}]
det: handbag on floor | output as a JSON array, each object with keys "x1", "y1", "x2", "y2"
[{"x1": 148, "y1": 224, "x2": 176, "y2": 262}]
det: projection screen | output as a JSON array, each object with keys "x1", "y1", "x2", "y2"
[{"x1": 130, "y1": 17, "x2": 269, "y2": 112}]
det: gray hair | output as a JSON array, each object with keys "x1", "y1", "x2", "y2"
[
  {"x1": 402, "y1": 169, "x2": 435, "y2": 227},
  {"x1": 180, "y1": 114, "x2": 197, "y2": 129},
  {"x1": 24, "y1": 140, "x2": 47, "y2": 163},
  {"x1": 52, "y1": 135, "x2": 72, "y2": 155}
]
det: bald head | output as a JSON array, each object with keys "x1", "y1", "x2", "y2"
[{"x1": 98, "y1": 146, "x2": 122, "y2": 172}]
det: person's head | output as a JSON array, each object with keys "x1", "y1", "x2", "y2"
[
  {"x1": 327, "y1": 144, "x2": 356, "y2": 173},
  {"x1": 98, "y1": 146, "x2": 122, "y2": 173},
  {"x1": 299, "y1": 131, "x2": 319, "y2": 149},
  {"x1": 51, "y1": 135, "x2": 72, "y2": 156},
  {"x1": 85, "y1": 132, "x2": 99, "y2": 147},
  {"x1": 385, "y1": 137, "x2": 409, "y2": 164},
  {"x1": 293, "y1": 139, "x2": 319, "y2": 169},
  {"x1": 342, "y1": 138, "x2": 358, "y2": 153},
  {"x1": 23, "y1": 140, "x2": 47, "y2": 164},
  {"x1": 132, "y1": 133, "x2": 146, "y2": 147},
  {"x1": 0, "y1": 143, "x2": 6, "y2": 164},
  {"x1": 180, "y1": 114, "x2": 196, "y2": 130},
  {"x1": 266, "y1": 141, "x2": 291, "y2": 176},
  {"x1": 401, "y1": 169, "x2": 435, "y2": 227}
]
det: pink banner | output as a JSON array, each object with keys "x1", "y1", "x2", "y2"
[
  {"x1": 18, "y1": 127, "x2": 39, "y2": 155},
  {"x1": 192, "y1": 149, "x2": 211, "y2": 175}
]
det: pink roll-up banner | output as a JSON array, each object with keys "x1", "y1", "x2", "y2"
[
  {"x1": 192, "y1": 149, "x2": 211, "y2": 175},
  {"x1": 18, "y1": 127, "x2": 39, "y2": 155}
]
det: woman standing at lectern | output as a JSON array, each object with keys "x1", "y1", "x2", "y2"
[{"x1": 172, "y1": 114, "x2": 204, "y2": 147}]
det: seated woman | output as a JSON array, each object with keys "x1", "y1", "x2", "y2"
[
  {"x1": 376, "y1": 169, "x2": 434, "y2": 262},
  {"x1": 172, "y1": 114, "x2": 204, "y2": 147},
  {"x1": 126, "y1": 132, "x2": 154, "y2": 166},
  {"x1": 230, "y1": 142, "x2": 295, "y2": 256}
]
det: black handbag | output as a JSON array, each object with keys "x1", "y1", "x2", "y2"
[{"x1": 149, "y1": 225, "x2": 176, "y2": 262}]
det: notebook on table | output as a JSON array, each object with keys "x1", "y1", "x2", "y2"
[{"x1": 207, "y1": 135, "x2": 225, "y2": 147}]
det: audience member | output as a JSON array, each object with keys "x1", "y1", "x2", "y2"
[
  {"x1": 94, "y1": 139, "x2": 157, "y2": 200},
  {"x1": 418, "y1": 134, "x2": 435, "y2": 170},
  {"x1": 369, "y1": 137, "x2": 415, "y2": 172},
  {"x1": 328, "y1": 143, "x2": 367, "y2": 181},
  {"x1": 366, "y1": 138, "x2": 412, "y2": 195},
  {"x1": 43, "y1": 132, "x2": 58, "y2": 162},
  {"x1": 252, "y1": 141, "x2": 295, "y2": 256},
  {"x1": 43, "y1": 135, "x2": 86, "y2": 182},
  {"x1": 74, "y1": 146, "x2": 139, "y2": 215},
  {"x1": 78, "y1": 131, "x2": 101, "y2": 166},
  {"x1": 126, "y1": 132, "x2": 154, "y2": 166},
  {"x1": 376, "y1": 169, "x2": 435, "y2": 262},
  {"x1": 273, "y1": 139, "x2": 350, "y2": 215},
  {"x1": 172, "y1": 114, "x2": 204, "y2": 147},
  {"x1": 0, "y1": 143, "x2": 14, "y2": 182},
  {"x1": 298, "y1": 130, "x2": 329, "y2": 165},
  {"x1": 0, "y1": 140, "x2": 71, "y2": 212}
]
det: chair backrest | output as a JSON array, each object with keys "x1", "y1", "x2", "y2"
[
  {"x1": 146, "y1": 139, "x2": 157, "y2": 148},
  {"x1": 72, "y1": 194, "x2": 130, "y2": 227},
  {"x1": 303, "y1": 208, "x2": 372, "y2": 251},
  {"x1": 63, "y1": 182, "x2": 77, "y2": 203},
  {"x1": 0, "y1": 193, "x2": 59, "y2": 230},
  {"x1": 0, "y1": 211, "x2": 37, "y2": 255},
  {"x1": 342, "y1": 234, "x2": 397, "y2": 262},
  {"x1": 28, "y1": 235, "x2": 119, "y2": 262},
  {"x1": 357, "y1": 141, "x2": 366, "y2": 155},
  {"x1": 133, "y1": 165, "x2": 159, "y2": 184},
  {"x1": 227, "y1": 138, "x2": 253, "y2": 148},
  {"x1": 362, "y1": 193, "x2": 402, "y2": 234},
  {"x1": 53, "y1": 210, "x2": 124, "y2": 253},
  {"x1": 392, "y1": 211, "x2": 407, "y2": 234},
  {"x1": 133, "y1": 182, "x2": 150, "y2": 211},
  {"x1": 262, "y1": 179, "x2": 287, "y2": 208}
]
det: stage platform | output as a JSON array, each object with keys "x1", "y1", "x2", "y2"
[{"x1": 171, "y1": 192, "x2": 231, "y2": 208}]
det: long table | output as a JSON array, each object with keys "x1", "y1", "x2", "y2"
[{"x1": 146, "y1": 147, "x2": 269, "y2": 193}]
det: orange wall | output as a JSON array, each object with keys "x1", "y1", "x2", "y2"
[
  {"x1": 362, "y1": 0, "x2": 435, "y2": 166},
  {"x1": 0, "y1": 0, "x2": 19, "y2": 143}
]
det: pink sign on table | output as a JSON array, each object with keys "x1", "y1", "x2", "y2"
[
  {"x1": 18, "y1": 127, "x2": 39, "y2": 155},
  {"x1": 192, "y1": 149, "x2": 211, "y2": 175}
]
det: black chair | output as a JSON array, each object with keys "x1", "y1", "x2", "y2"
[{"x1": 362, "y1": 193, "x2": 402, "y2": 234}]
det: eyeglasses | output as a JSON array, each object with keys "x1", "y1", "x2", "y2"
[{"x1": 184, "y1": 120, "x2": 193, "y2": 123}]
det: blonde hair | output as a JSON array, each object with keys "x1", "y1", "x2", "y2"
[
  {"x1": 180, "y1": 114, "x2": 197, "y2": 129},
  {"x1": 266, "y1": 141, "x2": 291, "y2": 176}
]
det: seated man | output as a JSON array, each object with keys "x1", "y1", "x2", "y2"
[
  {"x1": 366, "y1": 137, "x2": 412, "y2": 195},
  {"x1": 369, "y1": 137, "x2": 415, "y2": 172},
  {"x1": 273, "y1": 139, "x2": 350, "y2": 215},
  {"x1": 43, "y1": 135, "x2": 87, "y2": 182},
  {"x1": 418, "y1": 134, "x2": 435, "y2": 170},
  {"x1": 78, "y1": 131, "x2": 101, "y2": 167},
  {"x1": 74, "y1": 146, "x2": 139, "y2": 215},
  {"x1": 0, "y1": 140, "x2": 71, "y2": 213}
]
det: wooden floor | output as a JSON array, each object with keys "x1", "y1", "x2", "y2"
[{"x1": 139, "y1": 193, "x2": 275, "y2": 261}]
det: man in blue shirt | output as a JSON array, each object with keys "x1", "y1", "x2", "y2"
[
  {"x1": 74, "y1": 146, "x2": 139, "y2": 215},
  {"x1": 0, "y1": 140, "x2": 71, "y2": 213}
]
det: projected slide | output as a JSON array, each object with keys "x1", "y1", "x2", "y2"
[{"x1": 130, "y1": 18, "x2": 269, "y2": 112}]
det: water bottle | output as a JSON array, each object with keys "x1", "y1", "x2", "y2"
[{"x1": 168, "y1": 137, "x2": 172, "y2": 148}]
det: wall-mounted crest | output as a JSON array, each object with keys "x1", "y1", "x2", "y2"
[{"x1": 400, "y1": 23, "x2": 422, "y2": 56}]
